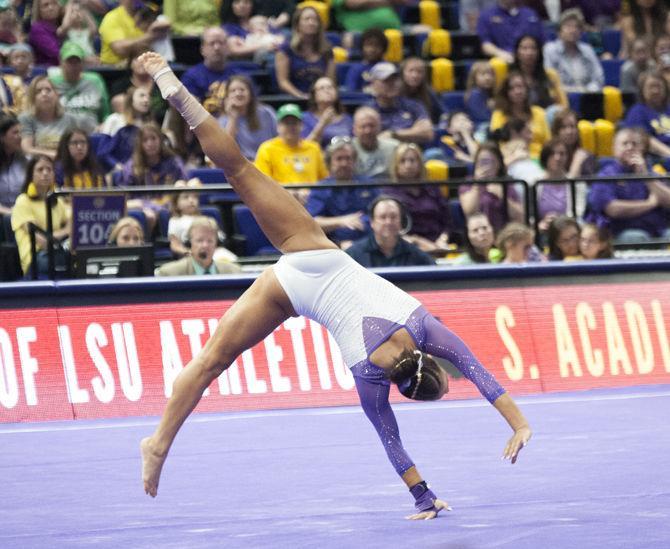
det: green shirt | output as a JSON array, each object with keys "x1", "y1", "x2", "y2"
[
  {"x1": 163, "y1": 0, "x2": 221, "y2": 36},
  {"x1": 331, "y1": 0, "x2": 401, "y2": 32},
  {"x1": 191, "y1": 258, "x2": 219, "y2": 275},
  {"x1": 49, "y1": 70, "x2": 111, "y2": 124}
]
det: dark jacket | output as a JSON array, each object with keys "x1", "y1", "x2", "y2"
[{"x1": 345, "y1": 233, "x2": 435, "y2": 268}]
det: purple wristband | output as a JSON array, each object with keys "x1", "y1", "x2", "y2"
[{"x1": 410, "y1": 481, "x2": 437, "y2": 512}]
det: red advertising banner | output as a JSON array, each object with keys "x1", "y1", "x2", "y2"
[{"x1": 1, "y1": 281, "x2": 670, "y2": 423}]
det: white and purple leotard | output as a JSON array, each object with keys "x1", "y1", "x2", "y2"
[{"x1": 273, "y1": 249, "x2": 505, "y2": 476}]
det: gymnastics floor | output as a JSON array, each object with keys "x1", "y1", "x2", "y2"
[{"x1": 1, "y1": 385, "x2": 669, "y2": 549}]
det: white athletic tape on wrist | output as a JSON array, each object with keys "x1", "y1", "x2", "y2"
[{"x1": 152, "y1": 66, "x2": 208, "y2": 130}]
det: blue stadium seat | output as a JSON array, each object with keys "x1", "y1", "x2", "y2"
[
  {"x1": 602, "y1": 29, "x2": 621, "y2": 57},
  {"x1": 336, "y1": 62, "x2": 356, "y2": 85},
  {"x1": 233, "y1": 204, "x2": 278, "y2": 256},
  {"x1": 601, "y1": 59, "x2": 624, "y2": 87},
  {"x1": 441, "y1": 91, "x2": 465, "y2": 112},
  {"x1": 127, "y1": 209, "x2": 148, "y2": 235},
  {"x1": 186, "y1": 168, "x2": 239, "y2": 204}
]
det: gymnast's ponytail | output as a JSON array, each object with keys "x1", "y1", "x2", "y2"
[{"x1": 388, "y1": 349, "x2": 447, "y2": 401}]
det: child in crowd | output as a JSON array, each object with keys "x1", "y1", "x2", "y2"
[
  {"x1": 101, "y1": 86, "x2": 153, "y2": 136},
  {"x1": 242, "y1": 15, "x2": 285, "y2": 61},
  {"x1": 61, "y1": 0, "x2": 99, "y2": 66},
  {"x1": 579, "y1": 223, "x2": 613, "y2": 260},
  {"x1": 465, "y1": 61, "x2": 496, "y2": 126},
  {"x1": 494, "y1": 222, "x2": 545, "y2": 264},
  {"x1": 167, "y1": 178, "x2": 237, "y2": 261},
  {"x1": 344, "y1": 28, "x2": 388, "y2": 92},
  {"x1": 134, "y1": 3, "x2": 174, "y2": 61}
]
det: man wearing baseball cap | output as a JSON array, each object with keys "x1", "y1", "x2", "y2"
[
  {"x1": 367, "y1": 62, "x2": 434, "y2": 144},
  {"x1": 255, "y1": 103, "x2": 328, "y2": 199},
  {"x1": 50, "y1": 41, "x2": 111, "y2": 131}
]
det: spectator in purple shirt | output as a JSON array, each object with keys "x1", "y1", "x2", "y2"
[
  {"x1": 383, "y1": 143, "x2": 451, "y2": 253},
  {"x1": 623, "y1": 70, "x2": 670, "y2": 158},
  {"x1": 585, "y1": 127, "x2": 670, "y2": 243},
  {"x1": 29, "y1": 0, "x2": 63, "y2": 66},
  {"x1": 537, "y1": 139, "x2": 573, "y2": 230},
  {"x1": 368, "y1": 62, "x2": 434, "y2": 145},
  {"x1": 459, "y1": 141, "x2": 524, "y2": 232},
  {"x1": 477, "y1": 0, "x2": 544, "y2": 64},
  {"x1": 275, "y1": 5, "x2": 335, "y2": 99},
  {"x1": 182, "y1": 27, "x2": 237, "y2": 114},
  {"x1": 301, "y1": 77, "x2": 353, "y2": 148}
]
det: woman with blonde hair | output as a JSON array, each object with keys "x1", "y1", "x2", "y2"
[
  {"x1": 19, "y1": 75, "x2": 79, "y2": 158},
  {"x1": 464, "y1": 61, "x2": 496, "y2": 125},
  {"x1": 384, "y1": 142, "x2": 451, "y2": 253},
  {"x1": 108, "y1": 216, "x2": 145, "y2": 247},
  {"x1": 274, "y1": 5, "x2": 335, "y2": 100}
]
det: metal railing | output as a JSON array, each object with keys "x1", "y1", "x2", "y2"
[{"x1": 43, "y1": 177, "x2": 530, "y2": 280}]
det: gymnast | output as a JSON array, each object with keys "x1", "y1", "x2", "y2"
[{"x1": 139, "y1": 52, "x2": 532, "y2": 520}]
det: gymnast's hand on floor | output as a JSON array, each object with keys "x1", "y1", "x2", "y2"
[
  {"x1": 405, "y1": 499, "x2": 452, "y2": 520},
  {"x1": 502, "y1": 425, "x2": 532, "y2": 464}
]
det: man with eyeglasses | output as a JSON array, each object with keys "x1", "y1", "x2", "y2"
[{"x1": 305, "y1": 137, "x2": 378, "y2": 248}]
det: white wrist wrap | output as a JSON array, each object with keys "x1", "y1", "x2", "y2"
[{"x1": 153, "y1": 67, "x2": 209, "y2": 130}]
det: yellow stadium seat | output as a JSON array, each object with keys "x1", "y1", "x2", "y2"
[
  {"x1": 419, "y1": 0, "x2": 442, "y2": 29},
  {"x1": 430, "y1": 58, "x2": 454, "y2": 93},
  {"x1": 425, "y1": 159, "x2": 450, "y2": 197},
  {"x1": 297, "y1": 1, "x2": 330, "y2": 28},
  {"x1": 577, "y1": 120, "x2": 596, "y2": 155},
  {"x1": 489, "y1": 57, "x2": 508, "y2": 88},
  {"x1": 594, "y1": 118, "x2": 615, "y2": 157},
  {"x1": 333, "y1": 46, "x2": 348, "y2": 63},
  {"x1": 602, "y1": 86, "x2": 624, "y2": 123},
  {"x1": 426, "y1": 29, "x2": 451, "y2": 58},
  {"x1": 384, "y1": 29, "x2": 404, "y2": 62}
]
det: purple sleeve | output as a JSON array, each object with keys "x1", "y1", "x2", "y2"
[
  {"x1": 476, "y1": 10, "x2": 493, "y2": 44},
  {"x1": 355, "y1": 376, "x2": 415, "y2": 476},
  {"x1": 29, "y1": 21, "x2": 60, "y2": 66},
  {"x1": 588, "y1": 163, "x2": 621, "y2": 213},
  {"x1": 422, "y1": 314, "x2": 506, "y2": 404}
]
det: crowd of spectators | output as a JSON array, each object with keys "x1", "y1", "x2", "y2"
[{"x1": 1, "y1": 0, "x2": 670, "y2": 281}]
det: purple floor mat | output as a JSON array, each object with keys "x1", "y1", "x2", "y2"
[{"x1": 1, "y1": 385, "x2": 669, "y2": 548}]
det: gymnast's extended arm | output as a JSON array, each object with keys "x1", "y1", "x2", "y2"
[{"x1": 421, "y1": 314, "x2": 532, "y2": 462}]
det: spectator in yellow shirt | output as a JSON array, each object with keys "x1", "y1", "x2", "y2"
[
  {"x1": 489, "y1": 70, "x2": 549, "y2": 159},
  {"x1": 99, "y1": 0, "x2": 170, "y2": 66},
  {"x1": 255, "y1": 103, "x2": 327, "y2": 203}
]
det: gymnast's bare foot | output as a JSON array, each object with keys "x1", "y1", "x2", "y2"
[{"x1": 141, "y1": 436, "x2": 167, "y2": 497}]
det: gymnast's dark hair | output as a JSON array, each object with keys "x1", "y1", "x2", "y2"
[{"x1": 387, "y1": 349, "x2": 447, "y2": 401}]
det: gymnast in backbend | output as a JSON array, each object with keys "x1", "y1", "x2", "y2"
[{"x1": 139, "y1": 52, "x2": 532, "y2": 520}]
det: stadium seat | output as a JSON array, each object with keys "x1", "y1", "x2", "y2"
[
  {"x1": 186, "y1": 168, "x2": 239, "y2": 205},
  {"x1": 602, "y1": 29, "x2": 621, "y2": 57},
  {"x1": 419, "y1": 0, "x2": 441, "y2": 29},
  {"x1": 441, "y1": 91, "x2": 465, "y2": 112},
  {"x1": 0, "y1": 213, "x2": 21, "y2": 281},
  {"x1": 127, "y1": 209, "x2": 148, "y2": 235},
  {"x1": 601, "y1": 59, "x2": 624, "y2": 87},
  {"x1": 430, "y1": 58, "x2": 454, "y2": 93},
  {"x1": 172, "y1": 36, "x2": 202, "y2": 65},
  {"x1": 384, "y1": 29, "x2": 404, "y2": 62},
  {"x1": 233, "y1": 204, "x2": 278, "y2": 256}
]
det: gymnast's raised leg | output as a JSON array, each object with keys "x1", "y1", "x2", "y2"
[{"x1": 139, "y1": 52, "x2": 337, "y2": 497}]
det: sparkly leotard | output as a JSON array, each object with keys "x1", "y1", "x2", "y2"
[{"x1": 273, "y1": 249, "x2": 505, "y2": 475}]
